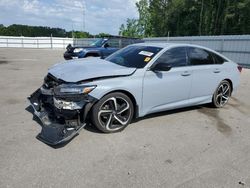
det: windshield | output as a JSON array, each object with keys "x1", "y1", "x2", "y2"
[
  {"x1": 105, "y1": 45, "x2": 162, "y2": 68},
  {"x1": 90, "y1": 38, "x2": 106, "y2": 47}
]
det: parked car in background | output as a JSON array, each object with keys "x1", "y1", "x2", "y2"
[
  {"x1": 63, "y1": 37, "x2": 142, "y2": 60},
  {"x1": 29, "y1": 43, "x2": 241, "y2": 145}
]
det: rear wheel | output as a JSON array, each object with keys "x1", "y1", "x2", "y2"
[
  {"x1": 91, "y1": 92, "x2": 134, "y2": 133},
  {"x1": 212, "y1": 80, "x2": 231, "y2": 108}
]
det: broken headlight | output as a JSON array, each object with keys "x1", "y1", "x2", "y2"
[
  {"x1": 53, "y1": 97, "x2": 84, "y2": 110},
  {"x1": 57, "y1": 85, "x2": 96, "y2": 95},
  {"x1": 53, "y1": 85, "x2": 96, "y2": 110}
]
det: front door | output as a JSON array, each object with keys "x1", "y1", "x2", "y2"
[{"x1": 142, "y1": 47, "x2": 193, "y2": 115}]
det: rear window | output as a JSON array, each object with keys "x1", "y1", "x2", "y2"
[
  {"x1": 106, "y1": 46, "x2": 162, "y2": 68},
  {"x1": 212, "y1": 53, "x2": 227, "y2": 64}
]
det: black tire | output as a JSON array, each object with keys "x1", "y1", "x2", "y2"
[
  {"x1": 212, "y1": 80, "x2": 231, "y2": 108},
  {"x1": 91, "y1": 92, "x2": 134, "y2": 133}
]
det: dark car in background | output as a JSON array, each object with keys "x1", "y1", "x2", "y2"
[{"x1": 63, "y1": 37, "x2": 142, "y2": 60}]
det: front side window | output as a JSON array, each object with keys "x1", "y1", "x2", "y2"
[
  {"x1": 106, "y1": 46, "x2": 162, "y2": 68},
  {"x1": 90, "y1": 39, "x2": 106, "y2": 47},
  {"x1": 154, "y1": 47, "x2": 187, "y2": 67},
  {"x1": 188, "y1": 47, "x2": 214, "y2": 65}
]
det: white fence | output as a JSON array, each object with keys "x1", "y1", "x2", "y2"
[
  {"x1": 0, "y1": 36, "x2": 141, "y2": 49},
  {"x1": 0, "y1": 36, "x2": 73, "y2": 49},
  {"x1": 0, "y1": 35, "x2": 250, "y2": 67}
]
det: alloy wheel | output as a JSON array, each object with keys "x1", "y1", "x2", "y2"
[
  {"x1": 97, "y1": 96, "x2": 132, "y2": 131},
  {"x1": 215, "y1": 82, "x2": 231, "y2": 107}
]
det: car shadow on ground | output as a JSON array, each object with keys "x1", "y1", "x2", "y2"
[
  {"x1": 133, "y1": 105, "x2": 203, "y2": 123},
  {"x1": 25, "y1": 104, "x2": 214, "y2": 148}
]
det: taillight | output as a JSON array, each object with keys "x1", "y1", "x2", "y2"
[{"x1": 237, "y1": 65, "x2": 243, "y2": 73}]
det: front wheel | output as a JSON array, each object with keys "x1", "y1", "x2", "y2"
[
  {"x1": 212, "y1": 80, "x2": 231, "y2": 108},
  {"x1": 91, "y1": 92, "x2": 134, "y2": 133}
]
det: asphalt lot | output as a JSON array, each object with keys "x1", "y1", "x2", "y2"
[{"x1": 0, "y1": 48, "x2": 250, "y2": 188}]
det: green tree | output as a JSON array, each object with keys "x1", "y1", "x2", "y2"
[
  {"x1": 119, "y1": 19, "x2": 142, "y2": 38},
  {"x1": 119, "y1": 0, "x2": 150, "y2": 37},
  {"x1": 148, "y1": 0, "x2": 169, "y2": 37},
  {"x1": 0, "y1": 24, "x2": 99, "y2": 38},
  {"x1": 121, "y1": 0, "x2": 250, "y2": 37},
  {"x1": 136, "y1": 0, "x2": 151, "y2": 36},
  {"x1": 94, "y1": 33, "x2": 112, "y2": 38},
  {"x1": 72, "y1": 31, "x2": 92, "y2": 38}
]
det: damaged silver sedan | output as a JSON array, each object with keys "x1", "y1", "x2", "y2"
[{"x1": 29, "y1": 43, "x2": 240, "y2": 145}]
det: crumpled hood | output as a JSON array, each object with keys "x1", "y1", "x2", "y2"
[{"x1": 48, "y1": 58, "x2": 136, "y2": 82}]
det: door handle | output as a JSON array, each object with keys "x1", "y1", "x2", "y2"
[
  {"x1": 213, "y1": 69, "x2": 221, "y2": 73},
  {"x1": 181, "y1": 71, "x2": 191, "y2": 76}
]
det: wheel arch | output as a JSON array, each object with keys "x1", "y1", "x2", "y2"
[
  {"x1": 224, "y1": 78, "x2": 233, "y2": 93},
  {"x1": 100, "y1": 89, "x2": 139, "y2": 119}
]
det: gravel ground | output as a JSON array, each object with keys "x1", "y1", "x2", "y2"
[{"x1": 0, "y1": 48, "x2": 250, "y2": 188}]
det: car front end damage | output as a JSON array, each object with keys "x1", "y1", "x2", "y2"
[{"x1": 28, "y1": 74, "x2": 97, "y2": 145}]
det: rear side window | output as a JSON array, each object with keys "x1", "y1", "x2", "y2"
[
  {"x1": 212, "y1": 53, "x2": 226, "y2": 64},
  {"x1": 154, "y1": 47, "x2": 187, "y2": 67},
  {"x1": 188, "y1": 47, "x2": 214, "y2": 65}
]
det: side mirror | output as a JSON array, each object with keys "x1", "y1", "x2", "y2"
[
  {"x1": 104, "y1": 43, "x2": 110, "y2": 48},
  {"x1": 151, "y1": 63, "x2": 172, "y2": 72}
]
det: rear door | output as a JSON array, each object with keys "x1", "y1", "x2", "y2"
[{"x1": 187, "y1": 47, "x2": 222, "y2": 102}]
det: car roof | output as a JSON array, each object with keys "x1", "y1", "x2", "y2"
[
  {"x1": 131, "y1": 42, "x2": 230, "y2": 61},
  {"x1": 132, "y1": 42, "x2": 211, "y2": 50}
]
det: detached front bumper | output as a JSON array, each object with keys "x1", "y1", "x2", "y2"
[{"x1": 28, "y1": 87, "x2": 95, "y2": 145}]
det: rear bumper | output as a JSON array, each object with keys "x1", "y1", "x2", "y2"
[{"x1": 28, "y1": 88, "x2": 95, "y2": 145}]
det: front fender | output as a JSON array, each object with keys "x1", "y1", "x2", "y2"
[{"x1": 87, "y1": 71, "x2": 144, "y2": 117}]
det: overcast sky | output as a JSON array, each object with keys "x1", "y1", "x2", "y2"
[{"x1": 0, "y1": 0, "x2": 139, "y2": 35}]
